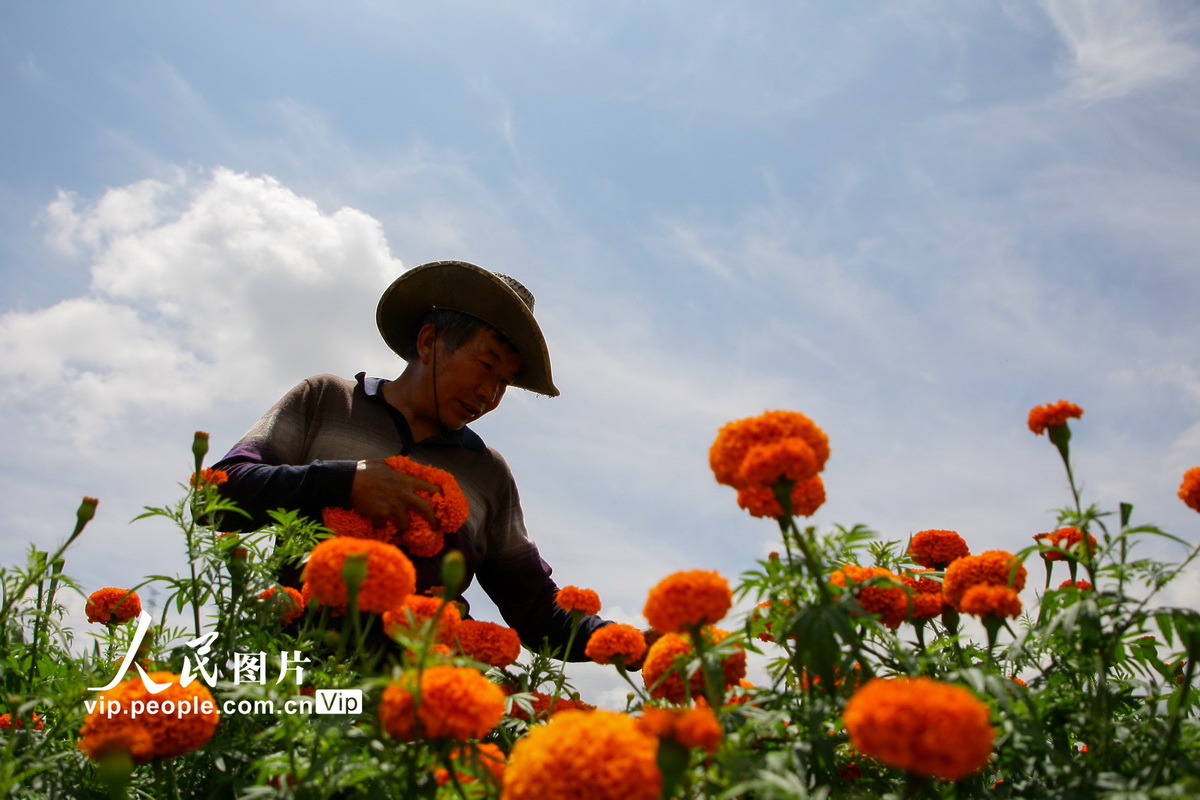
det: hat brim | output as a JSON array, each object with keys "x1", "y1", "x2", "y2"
[{"x1": 376, "y1": 261, "x2": 559, "y2": 397}]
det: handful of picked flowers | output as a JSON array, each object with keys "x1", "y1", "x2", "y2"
[{"x1": 322, "y1": 455, "x2": 469, "y2": 558}]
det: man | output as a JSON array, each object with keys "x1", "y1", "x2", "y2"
[{"x1": 212, "y1": 260, "x2": 608, "y2": 660}]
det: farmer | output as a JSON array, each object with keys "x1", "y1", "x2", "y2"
[{"x1": 211, "y1": 260, "x2": 609, "y2": 660}]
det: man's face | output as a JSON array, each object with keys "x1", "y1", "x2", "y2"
[{"x1": 433, "y1": 326, "x2": 523, "y2": 429}]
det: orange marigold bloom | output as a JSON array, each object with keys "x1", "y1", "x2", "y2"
[
  {"x1": 638, "y1": 702, "x2": 723, "y2": 754},
  {"x1": 1035, "y1": 526, "x2": 1097, "y2": 561},
  {"x1": 434, "y1": 742, "x2": 508, "y2": 788},
  {"x1": 643, "y1": 569, "x2": 732, "y2": 633},
  {"x1": 455, "y1": 619, "x2": 522, "y2": 668},
  {"x1": 379, "y1": 665, "x2": 505, "y2": 741},
  {"x1": 710, "y1": 410, "x2": 830, "y2": 491},
  {"x1": 1179, "y1": 467, "x2": 1200, "y2": 513},
  {"x1": 0, "y1": 712, "x2": 44, "y2": 730},
  {"x1": 386, "y1": 454, "x2": 470, "y2": 557},
  {"x1": 584, "y1": 623, "x2": 648, "y2": 665},
  {"x1": 942, "y1": 550, "x2": 1027, "y2": 611},
  {"x1": 737, "y1": 475, "x2": 825, "y2": 519},
  {"x1": 908, "y1": 529, "x2": 970, "y2": 569},
  {"x1": 85, "y1": 588, "x2": 143, "y2": 625},
  {"x1": 322, "y1": 506, "x2": 397, "y2": 543},
  {"x1": 1059, "y1": 579, "x2": 1093, "y2": 591},
  {"x1": 382, "y1": 594, "x2": 462, "y2": 645},
  {"x1": 302, "y1": 537, "x2": 415, "y2": 614},
  {"x1": 503, "y1": 709, "x2": 661, "y2": 800},
  {"x1": 641, "y1": 628, "x2": 746, "y2": 704},
  {"x1": 829, "y1": 565, "x2": 908, "y2": 629},
  {"x1": 259, "y1": 585, "x2": 305, "y2": 625},
  {"x1": 300, "y1": 580, "x2": 344, "y2": 616},
  {"x1": 189, "y1": 468, "x2": 228, "y2": 487},
  {"x1": 1028, "y1": 400, "x2": 1084, "y2": 435},
  {"x1": 843, "y1": 677, "x2": 994, "y2": 781},
  {"x1": 79, "y1": 672, "x2": 219, "y2": 761},
  {"x1": 504, "y1": 689, "x2": 596, "y2": 723},
  {"x1": 556, "y1": 585, "x2": 602, "y2": 616},
  {"x1": 960, "y1": 584, "x2": 1022, "y2": 620},
  {"x1": 78, "y1": 724, "x2": 155, "y2": 762},
  {"x1": 899, "y1": 572, "x2": 945, "y2": 621}
]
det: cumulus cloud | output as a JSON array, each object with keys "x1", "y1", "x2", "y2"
[{"x1": 1, "y1": 168, "x2": 402, "y2": 443}]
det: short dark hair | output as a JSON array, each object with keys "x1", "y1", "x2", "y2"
[{"x1": 416, "y1": 309, "x2": 517, "y2": 355}]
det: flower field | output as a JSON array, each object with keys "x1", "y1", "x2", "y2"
[{"x1": 2, "y1": 406, "x2": 1199, "y2": 799}]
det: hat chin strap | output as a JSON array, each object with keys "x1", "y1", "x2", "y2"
[{"x1": 431, "y1": 322, "x2": 447, "y2": 433}]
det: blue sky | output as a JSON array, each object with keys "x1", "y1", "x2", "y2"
[{"x1": 2, "y1": 1, "x2": 1199, "y2": 703}]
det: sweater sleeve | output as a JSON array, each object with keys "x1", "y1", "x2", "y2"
[{"x1": 211, "y1": 378, "x2": 358, "y2": 531}]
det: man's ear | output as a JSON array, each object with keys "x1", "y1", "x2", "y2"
[{"x1": 415, "y1": 323, "x2": 440, "y2": 364}]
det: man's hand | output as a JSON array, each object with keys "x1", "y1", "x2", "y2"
[{"x1": 350, "y1": 459, "x2": 441, "y2": 531}]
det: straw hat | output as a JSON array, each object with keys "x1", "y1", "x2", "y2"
[{"x1": 376, "y1": 260, "x2": 559, "y2": 397}]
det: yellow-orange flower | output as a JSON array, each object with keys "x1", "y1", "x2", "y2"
[
  {"x1": 843, "y1": 677, "x2": 994, "y2": 781},
  {"x1": 710, "y1": 410, "x2": 830, "y2": 491},
  {"x1": 960, "y1": 584, "x2": 1022, "y2": 620},
  {"x1": 942, "y1": 550, "x2": 1027, "y2": 611},
  {"x1": 302, "y1": 537, "x2": 415, "y2": 614},
  {"x1": 382, "y1": 594, "x2": 462, "y2": 645},
  {"x1": 899, "y1": 571, "x2": 945, "y2": 621},
  {"x1": 643, "y1": 570, "x2": 732, "y2": 633},
  {"x1": 638, "y1": 702, "x2": 723, "y2": 754},
  {"x1": 319, "y1": 455, "x2": 470, "y2": 558},
  {"x1": 556, "y1": 585, "x2": 601, "y2": 616},
  {"x1": 1180, "y1": 467, "x2": 1200, "y2": 513},
  {"x1": 259, "y1": 585, "x2": 304, "y2": 625},
  {"x1": 503, "y1": 688, "x2": 596, "y2": 723},
  {"x1": 79, "y1": 672, "x2": 220, "y2": 761},
  {"x1": 0, "y1": 712, "x2": 44, "y2": 730},
  {"x1": 434, "y1": 742, "x2": 508, "y2": 788},
  {"x1": 386, "y1": 454, "x2": 470, "y2": 557},
  {"x1": 736, "y1": 475, "x2": 825, "y2": 519},
  {"x1": 85, "y1": 588, "x2": 143, "y2": 625},
  {"x1": 908, "y1": 529, "x2": 970, "y2": 569},
  {"x1": 641, "y1": 628, "x2": 746, "y2": 704},
  {"x1": 379, "y1": 665, "x2": 505, "y2": 741},
  {"x1": 584, "y1": 624, "x2": 648, "y2": 665},
  {"x1": 1058, "y1": 579, "x2": 1093, "y2": 591},
  {"x1": 189, "y1": 468, "x2": 228, "y2": 487},
  {"x1": 1028, "y1": 400, "x2": 1083, "y2": 435},
  {"x1": 455, "y1": 619, "x2": 522, "y2": 668},
  {"x1": 828, "y1": 565, "x2": 908, "y2": 629},
  {"x1": 1034, "y1": 526, "x2": 1097, "y2": 561},
  {"x1": 503, "y1": 709, "x2": 661, "y2": 800}
]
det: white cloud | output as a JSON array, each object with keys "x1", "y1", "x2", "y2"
[
  {"x1": 1044, "y1": 0, "x2": 1200, "y2": 101},
  {"x1": 1, "y1": 168, "x2": 402, "y2": 443}
]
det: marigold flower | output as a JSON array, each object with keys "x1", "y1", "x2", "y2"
[
  {"x1": 504, "y1": 689, "x2": 596, "y2": 723},
  {"x1": 0, "y1": 712, "x2": 44, "y2": 730},
  {"x1": 638, "y1": 702, "x2": 723, "y2": 754},
  {"x1": 643, "y1": 569, "x2": 732, "y2": 633},
  {"x1": 556, "y1": 585, "x2": 602, "y2": 616},
  {"x1": 434, "y1": 742, "x2": 507, "y2": 788},
  {"x1": 259, "y1": 585, "x2": 304, "y2": 625},
  {"x1": 736, "y1": 475, "x2": 825, "y2": 519},
  {"x1": 829, "y1": 565, "x2": 908, "y2": 629},
  {"x1": 79, "y1": 672, "x2": 219, "y2": 761},
  {"x1": 908, "y1": 529, "x2": 970, "y2": 569},
  {"x1": 378, "y1": 665, "x2": 505, "y2": 741},
  {"x1": 843, "y1": 677, "x2": 994, "y2": 781},
  {"x1": 78, "y1": 724, "x2": 155, "y2": 762},
  {"x1": 322, "y1": 506, "x2": 397, "y2": 543},
  {"x1": 300, "y1": 580, "x2": 344, "y2": 616},
  {"x1": 302, "y1": 537, "x2": 415, "y2": 614},
  {"x1": 584, "y1": 623, "x2": 648, "y2": 665},
  {"x1": 1180, "y1": 467, "x2": 1200, "y2": 513},
  {"x1": 710, "y1": 410, "x2": 830, "y2": 491},
  {"x1": 1058, "y1": 579, "x2": 1093, "y2": 591},
  {"x1": 942, "y1": 550, "x2": 1027, "y2": 611},
  {"x1": 960, "y1": 584, "x2": 1022, "y2": 620},
  {"x1": 85, "y1": 588, "x2": 143, "y2": 625},
  {"x1": 503, "y1": 709, "x2": 661, "y2": 800},
  {"x1": 1035, "y1": 526, "x2": 1097, "y2": 561},
  {"x1": 382, "y1": 594, "x2": 462, "y2": 645},
  {"x1": 386, "y1": 454, "x2": 470, "y2": 557},
  {"x1": 641, "y1": 628, "x2": 746, "y2": 704},
  {"x1": 455, "y1": 619, "x2": 523, "y2": 668},
  {"x1": 899, "y1": 571, "x2": 945, "y2": 621},
  {"x1": 1028, "y1": 400, "x2": 1084, "y2": 435},
  {"x1": 189, "y1": 468, "x2": 228, "y2": 487}
]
